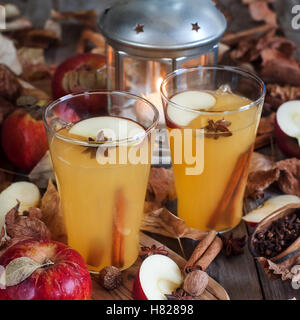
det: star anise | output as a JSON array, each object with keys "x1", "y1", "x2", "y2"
[
  {"x1": 134, "y1": 24, "x2": 144, "y2": 34},
  {"x1": 82, "y1": 130, "x2": 111, "y2": 159},
  {"x1": 165, "y1": 288, "x2": 195, "y2": 300},
  {"x1": 203, "y1": 119, "x2": 232, "y2": 139},
  {"x1": 220, "y1": 233, "x2": 247, "y2": 257},
  {"x1": 139, "y1": 245, "x2": 168, "y2": 260}
]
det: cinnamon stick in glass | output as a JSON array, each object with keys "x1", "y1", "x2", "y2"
[{"x1": 111, "y1": 189, "x2": 126, "y2": 268}]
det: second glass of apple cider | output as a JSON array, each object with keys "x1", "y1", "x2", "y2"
[
  {"x1": 161, "y1": 66, "x2": 266, "y2": 233},
  {"x1": 44, "y1": 91, "x2": 159, "y2": 271}
]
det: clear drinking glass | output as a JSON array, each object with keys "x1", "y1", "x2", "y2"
[
  {"x1": 44, "y1": 91, "x2": 159, "y2": 271},
  {"x1": 161, "y1": 66, "x2": 266, "y2": 232}
]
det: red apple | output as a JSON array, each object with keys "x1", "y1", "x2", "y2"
[
  {"x1": 275, "y1": 100, "x2": 300, "y2": 159},
  {"x1": 1, "y1": 108, "x2": 48, "y2": 172},
  {"x1": 52, "y1": 53, "x2": 106, "y2": 99},
  {"x1": 0, "y1": 238, "x2": 92, "y2": 300},
  {"x1": 133, "y1": 255, "x2": 183, "y2": 300}
]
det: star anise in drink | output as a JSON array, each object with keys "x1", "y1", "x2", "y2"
[
  {"x1": 82, "y1": 130, "x2": 111, "y2": 159},
  {"x1": 139, "y1": 245, "x2": 169, "y2": 260},
  {"x1": 203, "y1": 119, "x2": 232, "y2": 139}
]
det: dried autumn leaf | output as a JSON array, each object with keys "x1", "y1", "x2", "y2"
[
  {"x1": 146, "y1": 168, "x2": 177, "y2": 205},
  {"x1": 141, "y1": 208, "x2": 205, "y2": 241},
  {"x1": 3, "y1": 202, "x2": 50, "y2": 243},
  {"x1": 248, "y1": 1, "x2": 277, "y2": 26},
  {"x1": 277, "y1": 158, "x2": 300, "y2": 197},
  {"x1": 40, "y1": 180, "x2": 67, "y2": 244},
  {"x1": 0, "y1": 64, "x2": 22, "y2": 102},
  {"x1": 267, "y1": 84, "x2": 300, "y2": 105},
  {"x1": 246, "y1": 152, "x2": 279, "y2": 198},
  {"x1": 5, "y1": 257, "x2": 43, "y2": 287},
  {"x1": 257, "y1": 252, "x2": 300, "y2": 281},
  {"x1": 261, "y1": 49, "x2": 300, "y2": 86}
]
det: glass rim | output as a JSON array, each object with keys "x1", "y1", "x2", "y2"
[
  {"x1": 43, "y1": 90, "x2": 160, "y2": 147},
  {"x1": 160, "y1": 65, "x2": 266, "y2": 116}
]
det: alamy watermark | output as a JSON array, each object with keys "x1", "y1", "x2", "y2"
[
  {"x1": 291, "y1": 265, "x2": 300, "y2": 290},
  {"x1": 292, "y1": 4, "x2": 300, "y2": 29}
]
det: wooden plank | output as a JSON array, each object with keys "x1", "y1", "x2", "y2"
[{"x1": 92, "y1": 232, "x2": 229, "y2": 300}]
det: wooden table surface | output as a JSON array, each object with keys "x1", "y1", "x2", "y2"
[{"x1": 8, "y1": 0, "x2": 300, "y2": 300}]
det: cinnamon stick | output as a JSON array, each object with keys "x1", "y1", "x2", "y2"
[
  {"x1": 184, "y1": 230, "x2": 217, "y2": 272},
  {"x1": 227, "y1": 148, "x2": 253, "y2": 227},
  {"x1": 193, "y1": 237, "x2": 223, "y2": 271},
  {"x1": 111, "y1": 189, "x2": 126, "y2": 268},
  {"x1": 222, "y1": 24, "x2": 275, "y2": 46},
  {"x1": 207, "y1": 149, "x2": 251, "y2": 229}
]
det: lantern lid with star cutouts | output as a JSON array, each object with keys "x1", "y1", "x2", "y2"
[{"x1": 98, "y1": 0, "x2": 227, "y2": 59}]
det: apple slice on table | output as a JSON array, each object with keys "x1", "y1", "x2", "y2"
[
  {"x1": 166, "y1": 91, "x2": 216, "y2": 127},
  {"x1": 275, "y1": 100, "x2": 300, "y2": 159},
  {"x1": 69, "y1": 116, "x2": 146, "y2": 144},
  {"x1": 133, "y1": 254, "x2": 183, "y2": 300},
  {"x1": 243, "y1": 194, "x2": 300, "y2": 227},
  {"x1": 0, "y1": 182, "x2": 41, "y2": 216}
]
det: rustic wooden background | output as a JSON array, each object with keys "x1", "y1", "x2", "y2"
[{"x1": 7, "y1": 0, "x2": 300, "y2": 300}]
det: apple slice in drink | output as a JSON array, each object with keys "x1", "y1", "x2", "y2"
[
  {"x1": 243, "y1": 194, "x2": 300, "y2": 227},
  {"x1": 275, "y1": 101, "x2": 300, "y2": 159},
  {"x1": 166, "y1": 91, "x2": 216, "y2": 127},
  {"x1": 133, "y1": 254, "x2": 183, "y2": 300},
  {"x1": 69, "y1": 116, "x2": 146, "y2": 144}
]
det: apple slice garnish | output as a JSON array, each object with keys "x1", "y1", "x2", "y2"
[
  {"x1": 243, "y1": 194, "x2": 300, "y2": 227},
  {"x1": 275, "y1": 101, "x2": 300, "y2": 158},
  {"x1": 133, "y1": 254, "x2": 183, "y2": 300},
  {"x1": 167, "y1": 91, "x2": 216, "y2": 127},
  {"x1": 69, "y1": 116, "x2": 146, "y2": 144}
]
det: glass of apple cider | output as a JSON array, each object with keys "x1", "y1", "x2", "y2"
[
  {"x1": 161, "y1": 66, "x2": 266, "y2": 232},
  {"x1": 44, "y1": 91, "x2": 159, "y2": 271}
]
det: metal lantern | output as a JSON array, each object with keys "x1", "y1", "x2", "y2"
[{"x1": 98, "y1": 0, "x2": 227, "y2": 95}]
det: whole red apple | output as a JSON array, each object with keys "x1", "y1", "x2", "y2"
[
  {"x1": 1, "y1": 107, "x2": 48, "y2": 172},
  {"x1": 0, "y1": 238, "x2": 92, "y2": 300},
  {"x1": 52, "y1": 53, "x2": 106, "y2": 100}
]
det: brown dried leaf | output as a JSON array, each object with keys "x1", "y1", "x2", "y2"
[
  {"x1": 257, "y1": 252, "x2": 300, "y2": 281},
  {"x1": 248, "y1": 1, "x2": 277, "y2": 26},
  {"x1": 0, "y1": 64, "x2": 22, "y2": 102},
  {"x1": 266, "y1": 84, "x2": 300, "y2": 110},
  {"x1": 141, "y1": 208, "x2": 205, "y2": 241},
  {"x1": 261, "y1": 49, "x2": 300, "y2": 86},
  {"x1": 40, "y1": 179, "x2": 67, "y2": 244},
  {"x1": 51, "y1": 9, "x2": 98, "y2": 30},
  {"x1": 277, "y1": 158, "x2": 300, "y2": 197},
  {"x1": 257, "y1": 113, "x2": 275, "y2": 136},
  {"x1": 146, "y1": 168, "x2": 177, "y2": 205},
  {"x1": 246, "y1": 152, "x2": 279, "y2": 198}
]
